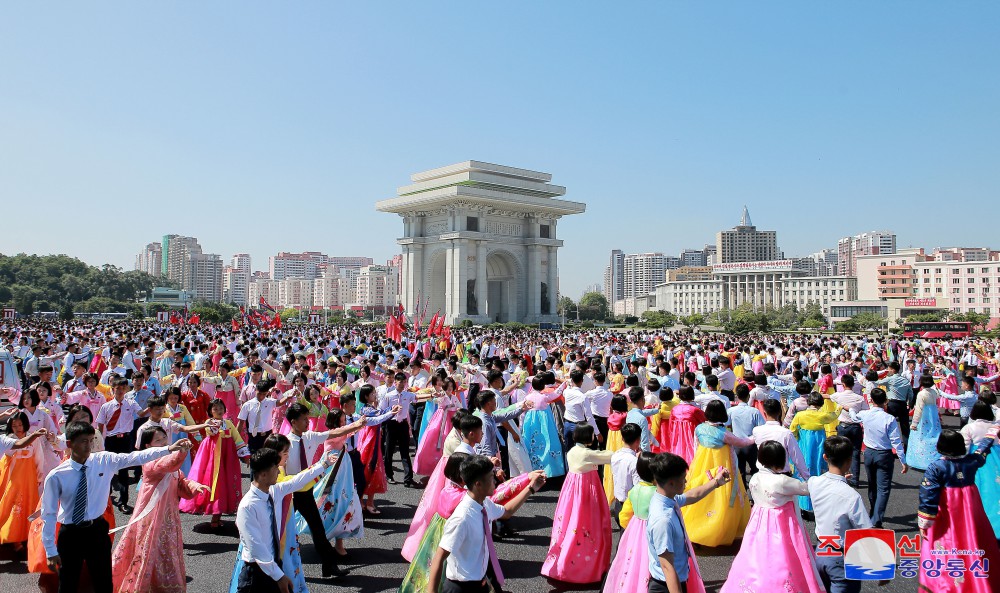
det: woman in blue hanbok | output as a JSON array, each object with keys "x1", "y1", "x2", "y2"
[
  {"x1": 908, "y1": 375, "x2": 943, "y2": 471},
  {"x1": 513, "y1": 375, "x2": 567, "y2": 477}
]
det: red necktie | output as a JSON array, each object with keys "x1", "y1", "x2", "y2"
[
  {"x1": 107, "y1": 405, "x2": 121, "y2": 432},
  {"x1": 482, "y1": 507, "x2": 504, "y2": 586}
]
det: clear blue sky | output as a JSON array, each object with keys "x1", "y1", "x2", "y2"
[{"x1": 2, "y1": 3, "x2": 998, "y2": 300}]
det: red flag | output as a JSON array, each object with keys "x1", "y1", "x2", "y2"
[
  {"x1": 397, "y1": 303, "x2": 408, "y2": 327},
  {"x1": 442, "y1": 324, "x2": 451, "y2": 340},
  {"x1": 188, "y1": 314, "x2": 200, "y2": 325},
  {"x1": 272, "y1": 312, "x2": 282, "y2": 329},
  {"x1": 169, "y1": 311, "x2": 180, "y2": 324},
  {"x1": 231, "y1": 319, "x2": 240, "y2": 331},
  {"x1": 427, "y1": 312, "x2": 440, "y2": 337}
]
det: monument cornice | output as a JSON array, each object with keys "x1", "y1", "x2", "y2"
[{"x1": 376, "y1": 185, "x2": 585, "y2": 217}]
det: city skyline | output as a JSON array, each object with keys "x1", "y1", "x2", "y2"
[{"x1": 3, "y1": 4, "x2": 1000, "y2": 300}]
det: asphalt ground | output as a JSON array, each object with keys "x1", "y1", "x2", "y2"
[{"x1": 2, "y1": 419, "x2": 945, "y2": 593}]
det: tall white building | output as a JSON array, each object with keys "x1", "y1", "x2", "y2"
[
  {"x1": 278, "y1": 277, "x2": 314, "y2": 309},
  {"x1": 134, "y1": 242, "x2": 162, "y2": 276},
  {"x1": 269, "y1": 251, "x2": 327, "y2": 281},
  {"x1": 223, "y1": 253, "x2": 251, "y2": 306},
  {"x1": 249, "y1": 277, "x2": 280, "y2": 309},
  {"x1": 157, "y1": 236, "x2": 223, "y2": 301},
  {"x1": 623, "y1": 253, "x2": 669, "y2": 299},
  {"x1": 355, "y1": 264, "x2": 400, "y2": 308},
  {"x1": 837, "y1": 231, "x2": 896, "y2": 277},
  {"x1": 604, "y1": 249, "x2": 625, "y2": 304}
]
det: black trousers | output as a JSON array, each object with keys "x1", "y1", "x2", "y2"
[
  {"x1": 235, "y1": 562, "x2": 280, "y2": 593},
  {"x1": 58, "y1": 517, "x2": 112, "y2": 593},
  {"x1": 104, "y1": 434, "x2": 134, "y2": 504},
  {"x1": 292, "y1": 490, "x2": 337, "y2": 567},
  {"x1": 348, "y1": 449, "x2": 366, "y2": 499},
  {"x1": 836, "y1": 423, "x2": 863, "y2": 487},
  {"x1": 649, "y1": 577, "x2": 688, "y2": 593},
  {"x1": 441, "y1": 578, "x2": 491, "y2": 593},
  {"x1": 885, "y1": 399, "x2": 910, "y2": 447},
  {"x1": 247, "y1": 431, "x2": 272, "y2": 454},
  {"x1": 384, "y1": 419, "x2": 413, "y2": 482},
  {"x1": 734, "y1": 443, "x2": 758, "y2": 488}
]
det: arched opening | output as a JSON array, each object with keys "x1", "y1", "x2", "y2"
[
  {"x1": 486, "y1": 252, "x2": 517, "y2": 323},
  {"x1": 427, "y1": 250, "x2": 447, "y2": 320}
]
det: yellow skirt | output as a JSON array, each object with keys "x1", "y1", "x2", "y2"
[
  {"x1": 821, "y1": 398, "x2": 839, "y2": 436},
  {"x1": 602, "y1": 429, "x2": 624, "y2": 504},
  {"x1": 0, "y1": 453, "x2": 39, "y2": 544},
  {"x1": 681, "y1": 444, "x2": 750, "y2": 547}
]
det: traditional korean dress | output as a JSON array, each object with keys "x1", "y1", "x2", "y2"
[
  {"x1": 665, "y1": 402, "x2": 707, "y2": 464},
  {"x1": 602, "y1": 411, "x2": 627, "y2": 504},
  {"x1": 179, "y1": 419, "x2": 248, "y2": 515},
  {"x1": 917, "y1": 440, "x2": 1000, "y2": 593},
  {"x1": 603, "y1": 481, "x2": 656, "y2": 593},
  {"x1": 720, "y1": 468, "x2": 823, "y2": 593},
  {"x1": 165, "y1": 402, "x2": 197, "y2": 474},
  {"x1": 790, "y1": 407, "x2": 839, "y2": 511},
  {"x1": 413, "y1": 393, "x2": 459, "y2": 476},
  {"x1": 908, "y1": 387, "x2": 943, "y2": 471},
  {"x1": 541, "y1": 444, "x2": 614, "y2": 583},
  {"x1": 682, "y1": 423, "x2": 752, "y2": 547},
  {"x1": 299, "y1": 438, "x2": 363, "y2": 541},
  {"x1": 518, "y1": 386, "x2": 567, "y2": 477}
]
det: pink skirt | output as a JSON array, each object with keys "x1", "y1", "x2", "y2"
[
  {"x1": 667, "y1": 421, "x2": 697, "y2": 464},
  {"x1": 541, "y1": 470, "x2": 611, "y2": 583},
  {"x1": 603, "y1": 517, "x2": 649, "y2": 593},
  {"x1": 216, "y1": 390, "x2": 239, "y2": 420},
  {"x1": 179, "y1": 434, "x2": 242, "y2": 515},
  {"x1": 720, "y1": 501, "x2": 823, "y2": 593},
  {"x1": 413, "y1": 408, "x2": 454, "y2": 476},
  {"x1": 357, "y1": 425, "x2": 387, "y2": 496},
  {"x1": 919, "y1": 484, "x2": 1000, "y2": 593},
  {"x1": 401, "y1": 455, "x2": 449, "y2": 561}
]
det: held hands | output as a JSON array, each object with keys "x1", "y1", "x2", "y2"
[
  {"x1": 193, "y1": 483, "x2": 211, "y2": 496},
  {"x1": 389, "y1": 404, "x2": 402, "y2": 415},
  {"x1": 900, "y1": 464, "x2": 909, "y2": 474},
  {"x1": 169, "y1": 438, "x2": 193, "y2": 453},
  {"x1": 711, "y1": 466, "x2": 731, "y2": 487},
  {"x1": 277, "y1": 575, "x2": 293, "y2": 593},
  {"x1": 520, "y1": 399, "x2": 535, "y2": 411},
  {"x1": 323, "y1": 452, "x2": 339, "y2": 468},
  {"x1": 47, "y1": 555, "x2": 61, "y2": 573},
  {"x1": 529, "y1": 470, "x2": 546, "y2": 491}
]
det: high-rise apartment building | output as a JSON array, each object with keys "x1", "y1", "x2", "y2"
[
  {"x1": 603, "y1": 249, "x2": 625, "y2": 304},
  {"x1": 837, "y1": 231, "x2": 896, "y2": 277},
  {"x1": 223, "y1": 254, "x2": 251, "y2": 306},
  {"x1": 716, "y1": 206, "x2": 781, "y2": 263},
  {"x1": 623, "y1": 253, "x2": 669, "y2": 299},
  {"x1": 355, "y1": 265, "x2": 400, "y2": 308},
  {"x1": 134, "y1": 242, "x2": 162, "y2": 276},
  {"x1": 269, "y1": 251, "x2": 328, "y2": 281},
  {"x1": 155, "y1": 235, "x2": 224, "y2": 301},
  {"x1": 680, "y1": 249, "x2": 707, "y2": 267}
]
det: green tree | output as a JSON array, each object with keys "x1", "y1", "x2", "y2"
[
  {"x1": 680, "y1": 313, "x2": 706, "y2": 331},
  {"x1": 949, "y1": 311, "x2": 991, "y2": 331},
  {"x1": 557, "y1": 296, "x2": 575, "y2": 316},
  {"x1": 904, "y1": 312, "x2": 947, "y2": 323},
  {"x1": 59, "y1": 302, "x2": 74, "y2": 321},
  {"x1": 190, "y1": 302, "x2": 239, "y2": 324},
  {"x1": 639, "y1": 310, "x2": 677, "y2": 328},
  {"x1": 852, "y1": 312, "x2": 886, "y2": 331},
  {"x1": 578, "y1": 292, "x2": 609, "y2": 321},
  {"x1": 723, "y1": 305, "x2": 769, "y2": 334},
  {"x1": 279, "y1": 308, "x2": 299, "y2": 322}
]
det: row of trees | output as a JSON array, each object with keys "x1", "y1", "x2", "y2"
[
  {"x1": 0, "y1": 253, "x2": 166, "y2": 317},
  {"x1": 557, "y1": 292, "x2": 611, "y2": 321},
  {"x1": 900, "y1": 310, "x2": 991, "y2": 331}
]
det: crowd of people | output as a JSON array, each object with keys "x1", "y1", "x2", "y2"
[{"x1": 1, "y1": 319, "x2": 1000, "y2": 593}]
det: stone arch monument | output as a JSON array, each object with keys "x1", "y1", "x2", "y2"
[{"x1": 376, "y1": 161, "x2": 585, "y2": 325}]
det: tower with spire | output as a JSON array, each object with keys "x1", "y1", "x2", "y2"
[{"x1": 716, "y1": 206, "x2": 782, "y2": 263}]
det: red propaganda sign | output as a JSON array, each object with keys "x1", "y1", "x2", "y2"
[{"x1": 904, "y1": 298, "x2": 937, "y2": 307}]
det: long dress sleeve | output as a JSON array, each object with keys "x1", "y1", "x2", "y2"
[{"x1": 917, "y1": 463, "x2": 943, "y2": 530}]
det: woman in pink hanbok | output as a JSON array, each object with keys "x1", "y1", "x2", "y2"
[
  {"x1": 412, "y1": 377, "x2": 460, "y2": 476},
  {"x1": 665, "y1": 386, "x2": 707, "y2": 464},
  {"x1": 542, "y1": 424, "x2": 614, "y2": 584},
  {"x1": 179, "y1": 400, "x2": 249, "y2": 528},
  {"x1": 720, "y1": 441, "x2": 823, "y2": 593},
  {"x1": 111, "y1": 428, "x2": 206, "y2": 593},
  {"x1": 935, "y1": 357, "x2": 962, "y2": 413}
]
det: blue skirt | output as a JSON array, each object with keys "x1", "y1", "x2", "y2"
[
  {"x1": 521, "y1": 407, "x2": 566, "y2": 477},
  {"x1": 908, "y1": 406, "x2": 942, "y2": 471},
  {"x1": 974, "y1": 442, "x2": 1000, "y2": 538},
  {"x1": 419, "y1": 400, "x2": 438, "y2": 446},
  {"x1": 297, "y1": 452, "x2": 364, "y2": 540},
  {"x1": 229, "y1": 509, "x2": 308, "y2": 593},
  {"x1": 797, "y1": 428, "x2": 827, "y2": 512}
]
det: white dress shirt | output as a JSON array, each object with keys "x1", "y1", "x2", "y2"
[
  {"x1": 807, "y1": 472, "x2": 872, "y2": 541},
  {"x1": 439, "y1": 494, "x2": 506, "y2": 582},
  {"x1": 286, "y1": 431, "x2": 328, "y2": 475},
  {"x1": 586, "y1": 386, "x2": 614, "y2": 418},
  {"x1": 562, "y1": 386, "x2": 598, "y2": 430},
  {"x1": 238, "y1": 397, "x2": 276, "y2": 436},
  {"x1": 611, "y1": 447, "x2": 640, "y2": 502},
  {"x1": 378, "y1": 386, "x2": 415, "y2": 423},
  {"x1": 693, "y1": 391, "x2": 729, "y2": 410},
  {"x1": 752, "y1": 421, "x2": 810, "y2": 478},
  {"x1": 236, "y1": 462, "x2": 327, "y2": 582},
  {"x1": 135, "y1": 418, "x2": 183, "y2": 448},
  {"x1": 454, "y1": 441, "x2": 476, "y2": 455},
  {"x1": 95, "y1": 398, "x2": 142, "y2": 437},
  {"x1": 41, "y1": 446, "x2": 171, "y2": 556}
]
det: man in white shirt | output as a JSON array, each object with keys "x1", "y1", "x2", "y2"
[
  {"x1": 693, "y1": 375, "x2": 729, "y2": 409},
  {"x1": 562, "y1": 369, "x2": 599, "y2": 445},
  {"x1": 586, "y1": 371, "x2": 614, "y2": 447},
  {"x1": 378, "y1": 372, "x2": 418, "y2": 486},
  {"x1": 235, "y1": 447, "x2": 336, "y2": 593},
  {"x1": 96, "y1": 377, "x2": 148, "y2": 511},
  {"x1": 284, "y1": 403, "x2": 367, "y2": 578},
  {"x1": 41, "y1": 420, "x2": 191, "y2": 592},
  {"x1": 752, "y1": 399, "x2": 810, "y2": 479},
  {"x1": 610, "y1": 423, "x2": 642, "y2": 526},
  {"x1": 428, "y1": 455, "x2": 544, "y2": 593},
  {"x1": 237, "y1": 379, "x2": 278, "y2": 453}
]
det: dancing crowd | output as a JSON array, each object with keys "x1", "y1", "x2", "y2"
[{"x1": 1, "y1": 319, "x2": 1000, "y2": 593}]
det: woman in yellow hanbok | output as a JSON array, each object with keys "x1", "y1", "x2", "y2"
[
  {"x1": 681, "y1": 400, "x2": 752, "y2": 547},
  {"x1": 602, "y1": 394, "x2": 630, "y2": 504}
]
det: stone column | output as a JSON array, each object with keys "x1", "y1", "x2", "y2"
[
  {"x1": 400, "y1": 245, "x2": 410, "y2": 312},
  {"x1": 444, "y1": 241, "x2": 454, "y2": 322},
  {"x1": 409, "y1": 244, "x2": 423, "y2": 313},
  {"x1": 546, "y1": 246, "x2": 558, "y2": 318},
  {"x1": 476, "y1": 241, "x2": 488, "y2": 319},
  {"x1": 528, "y1": 244, "x2": 542, "y2": 320},
  {"x1": 453, "y1": 239, "x2": 468, "y2": 320}
]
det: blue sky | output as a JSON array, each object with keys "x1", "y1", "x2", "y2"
[{"x1": 2, "y1": 2, "x2": 998, "y2": 299}]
